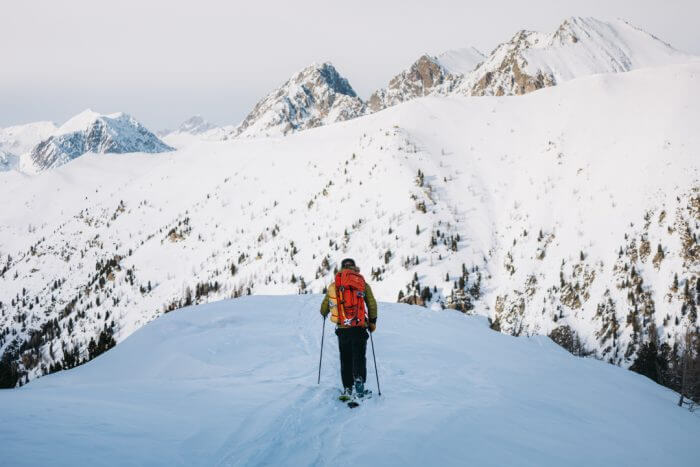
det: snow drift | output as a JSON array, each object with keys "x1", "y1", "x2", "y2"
[{"x1": 0, "y1": 295, "x2": 697, "y2": 466}]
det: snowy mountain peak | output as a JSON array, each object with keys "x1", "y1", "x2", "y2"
[
  {"x1": 29, "y1": 111, "x2": 173, "y2": 171},
  {"x1": 177, "y1": 115, "x2": 217, "y2": 135},
  {"x1": 460, "y1": 16, "x2": 693, "y2": 96},
  {"x1": 232, "y1": 62, "x2": 365, "y2": 138},
  {"x1": 294, "y1": 62, "x2": 358, "y2": 97}
]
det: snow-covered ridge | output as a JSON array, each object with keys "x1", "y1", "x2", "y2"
[
  {"x1": 230, "y1": 62, "x2": 365, "y2": 139},
  {"x1": 1, "y1": 295, "x2": 697, "y2": 466},
  {"x1": 27, "y1": 110, "x2": 173, "y2": 171}
]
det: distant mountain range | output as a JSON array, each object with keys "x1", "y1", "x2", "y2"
[
  {"x1": 0, "y1": 111, "x2": 172, "y2": 172},
  {"x1": 2, "y1": 16, "x2": 693, "y2": 172},
  {"x1": 160, "y1": 16, "x2": 694, "y2": 142}
]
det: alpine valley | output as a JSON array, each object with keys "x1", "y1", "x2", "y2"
[{"x1": 0, "y1": 14, "x2": 698, "y2": 409}]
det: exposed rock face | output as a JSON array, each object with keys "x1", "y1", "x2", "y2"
[
  {"x1": 468, "y1": 30, "x2": 557, "y2": 97},
  {"x1": 368, "y1": 48, "x2": 485, "y2": 112},
  {"x1": 464, "y1": 29, "x2": 559, "y2": 96},
  {"x1": 232, "y1": 63, "x2": 365, "y2": 138},
  {"x1": 29, "y1": 111, "x2": 173, "y2": 171},
  {"x1": 368, "y1": 55, "x2": 460, "y2": 112}
]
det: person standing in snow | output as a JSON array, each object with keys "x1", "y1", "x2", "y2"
[{"x1": 320, "y1": 258, "x2": 378, "y2": 398}]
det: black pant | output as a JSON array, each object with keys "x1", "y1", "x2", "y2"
[{"x1": 336, "y1": 327, "x2": 368, "y2": 390}]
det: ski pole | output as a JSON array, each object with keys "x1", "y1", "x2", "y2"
[
  {"x1": 317, "y1": 315, "x2": 326, "y2": 384},
  {"x1": 369, "y1": 330, "x2": 381, "y2": 396}
]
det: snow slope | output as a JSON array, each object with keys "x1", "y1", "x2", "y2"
[
  {"x1": 0, "y1": 62, "x2": 698, "y2": 387},
  {"x1": 436, "y1": 46, "x2": 485, "y2": 74},
  {"x1": 0, "y1": 295, "x2": 697, "y2": 466}
]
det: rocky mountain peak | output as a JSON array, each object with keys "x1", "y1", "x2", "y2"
[
  {"x1": 29, "y1": 111, "x2": 173, "y2": 171},
  {"x1": 458, "y1": 17, "x2": 692, "y2": 97},
  {"x1": 368, "y1": 54, "x2": 458, "y2": 112},
  {"x1": 232, "y1": 62, "x2": 365, "y2": 138}
]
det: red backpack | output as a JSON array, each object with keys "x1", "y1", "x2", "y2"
[{"x1": 335, "y1": 269, "x2": 367, "y2": 327}]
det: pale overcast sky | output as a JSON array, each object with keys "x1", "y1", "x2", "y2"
[{"x1": 2, "y1": 0, "x2": 698, "y2": 130}]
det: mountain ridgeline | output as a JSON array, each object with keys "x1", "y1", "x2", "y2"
[{"x1": 212, "y1": 16, "x2": 691, "y2": 137}]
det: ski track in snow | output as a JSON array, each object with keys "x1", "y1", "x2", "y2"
[{"x1": 1, "y1": 295, "x2": 698, "y2": 466}]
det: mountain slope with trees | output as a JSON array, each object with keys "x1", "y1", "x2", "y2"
[{"x1": 0, "y1": 62, "x2": 698, "y2": 395}]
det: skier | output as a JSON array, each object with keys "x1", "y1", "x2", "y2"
[{"x1": 320, "y1": 258, "x2": 377, "y2": 400}]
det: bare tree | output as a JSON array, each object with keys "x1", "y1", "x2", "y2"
[{"x1": 677, "y1": 328, "x2": 699, "y2": 410}]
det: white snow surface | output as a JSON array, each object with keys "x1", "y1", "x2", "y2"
[
  {"x1": 435, "y1": 46, "x2": 485, "y2": 74},
  {"x1": 0, "y1": 62, "x2": 698, "y2": 385},
  {"x1": 1, "y1": 295, "x2": 697, "y2": 466}
]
